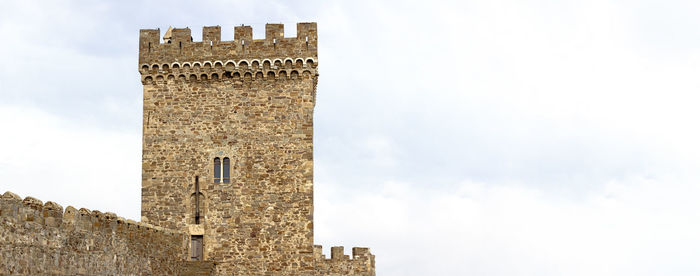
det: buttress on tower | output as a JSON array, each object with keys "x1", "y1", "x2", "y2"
[{"x1": 138, "y1": 23, "x2": 375, "y2": 275}]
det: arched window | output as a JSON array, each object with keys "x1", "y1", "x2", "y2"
[
  {"x1": 223, "y1": 157, "x2": 230, "y2": 183},
  {"x1": 213, "y1": 157, "x2": 221, "y2": 183}
]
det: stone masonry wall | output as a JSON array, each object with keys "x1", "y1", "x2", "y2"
[
  {"x1": 139, "y1": 23, "x2": 375, "y2": 275},
  {"x1": 139, "y1": 24, "x2": 319, "y2": 275},
  {"x1": 0, "y1": 192, "x2": 188, "y2": 275},
  {"x1": 314, "y1": 246, "x2": 376, "y2": 276}
]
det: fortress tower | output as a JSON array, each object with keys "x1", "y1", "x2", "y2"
[
  {"x1": 137, "y1": 23, "x2": 374, "y2": 275},
  {"x1": 0, "y1": 23, "x2": 373, "y2": 275}
]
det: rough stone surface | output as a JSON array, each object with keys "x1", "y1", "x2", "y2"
[
  {"x1": 0, "y1": 23, "x2": 375, "y2": 276},
  {"x1": 140, "y1": 23, "x2": 320, "y2": 275},
  {"x1": 181, "y1": 261, "x2": 218, "y2": 276},
  {"x1": 314, "y1": 246, "x2": 377, "y2": 276},
  {"x1": 0, "y1": 193, "x2": 188, "y2": 275}
]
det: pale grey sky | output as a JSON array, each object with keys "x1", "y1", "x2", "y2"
[{"x1": 1, "y1": 0, "x2": 700, "y2": 275}]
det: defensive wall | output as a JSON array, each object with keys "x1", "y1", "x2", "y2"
[
  {"x1": 0, "y1": 190, "x2": 374, "y2": 275},
  {"x1": 314, "y1": 246, "x2": 376, "y2": 276},
  {"x1": 0, "y1": 191, "x2": 188, "y2": 275}
]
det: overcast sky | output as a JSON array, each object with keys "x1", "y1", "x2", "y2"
[{"x1": 2, "y1": 0, "x2": 700, "y2": 275}]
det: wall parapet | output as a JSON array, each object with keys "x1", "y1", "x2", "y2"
[
  {"x1": 1, "y1": 191, "x2": 179, "y2": 235},
  {"x1": 0, "y1": 191, "x2": 188, "y2": 275},
  {"x1": 314, "y1": 245, "x2": 376, "y2": 276},
  {"x1": 139, "y1": 23, "x2": 317, "y2": 66}
]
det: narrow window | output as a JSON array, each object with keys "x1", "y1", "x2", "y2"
[
  {"x1": 194, "y1": 176, "x2": 202, "y2": 224},
  {"x1": 223, "y1": 157, "x2": 230, "y2": 183},
  {"x1": 213, "y1": 157, "x2": 221, "y2": 183},
  {"x1": 191, "y1": 191, "x2": 205, "y2": 224}
]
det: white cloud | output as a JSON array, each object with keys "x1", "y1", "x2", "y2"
[
  {"x1": 312, "y1": 1, "x2": 700, "y2": 275},
  {"x1": 316, "y1": 175, "x2": 700, "y2": 275},
  {"x1": 0, "y1": 105, "x2": 141, "y2": 219},
  {"x1": 1, "y1": 0, "x2": 700, "y2": 275}
]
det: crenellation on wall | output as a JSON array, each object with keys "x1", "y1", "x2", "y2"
[
  {"x1": 2, "y1": 191, "x2": 21, "y2": 201},
  {"x1": 1, "y1": 193, "x2": 187, "y2": 235},
  {"x1": 139, "y1": 28, "x2": 160, "y2": 55},
  {"x1": 62, "y1": 205, "x2": 77, "y2": 224},
  {"x1": 203, "y1": 25, "x2": 222, "y2": 43},
  {"x1": 42, "y1": 201, "x2": 63, "y2": 227},
  {"x1": 352, "y1": 247, "x2": 372, "y2": 258},
  {"x1": 332, "y1": 246, "x2": 348, "y2": 260},
  {"x1": 104, "y1": 211, "x2": 117, "y2": 220},
  {"x1": 0, "y1": 192, "x2": 21, "y2": 224},
  {"x1": 20, "y1": 196, "x2": 43, "y2": 224},
  {"x1": 296, "y1": 22, "x2": 318, "y2": 41},
  {"x1": 314, "y1": 245, "x2": 376, "y2": 276},
  {"x1": 0, "y1": 192, "x2": 190, "y2": 275},
  {"x1": 234, "y1": 25, "x2": 253, "y2": 41},
  {"x1": 22, "y1": 196, "x2": 43, "y2": 209},
  {"x1": 138, "y1": 23, "x2": 318, "y2": 66}
]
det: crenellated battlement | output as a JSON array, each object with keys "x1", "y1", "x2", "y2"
[
  {"x1": 313, "y1": 245, "x2": 374, "y2": 261},
  {"x1": 139, "y1": 23, "x2": 317, "y2": 69},
  {"x1": 314, "y1": 245, "x2": 376, "y2": 275},
  {"x1": 1, "y1": 191, "x2": 181, "y2": 235},
  {"x1": 0, "y1": 191, "x2": 188, "y2": 275}
]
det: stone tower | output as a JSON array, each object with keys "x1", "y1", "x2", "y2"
[
  {"x1": 139, "y1": 23, "x2": 318, "y2": 274},
  {"x1": 138, "y1": 23, "x2": 374, "y2": 275}
]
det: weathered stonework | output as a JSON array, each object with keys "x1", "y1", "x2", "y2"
[
  {"x1": 0, "y1": 192, "x2": 187, "y2": 275},
  {"x1": 0, "y1": 23, "x2": 375, "y2": 276},
  {"x1": 314, "y1": 246, "x2": 377, "y2": 275}
]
